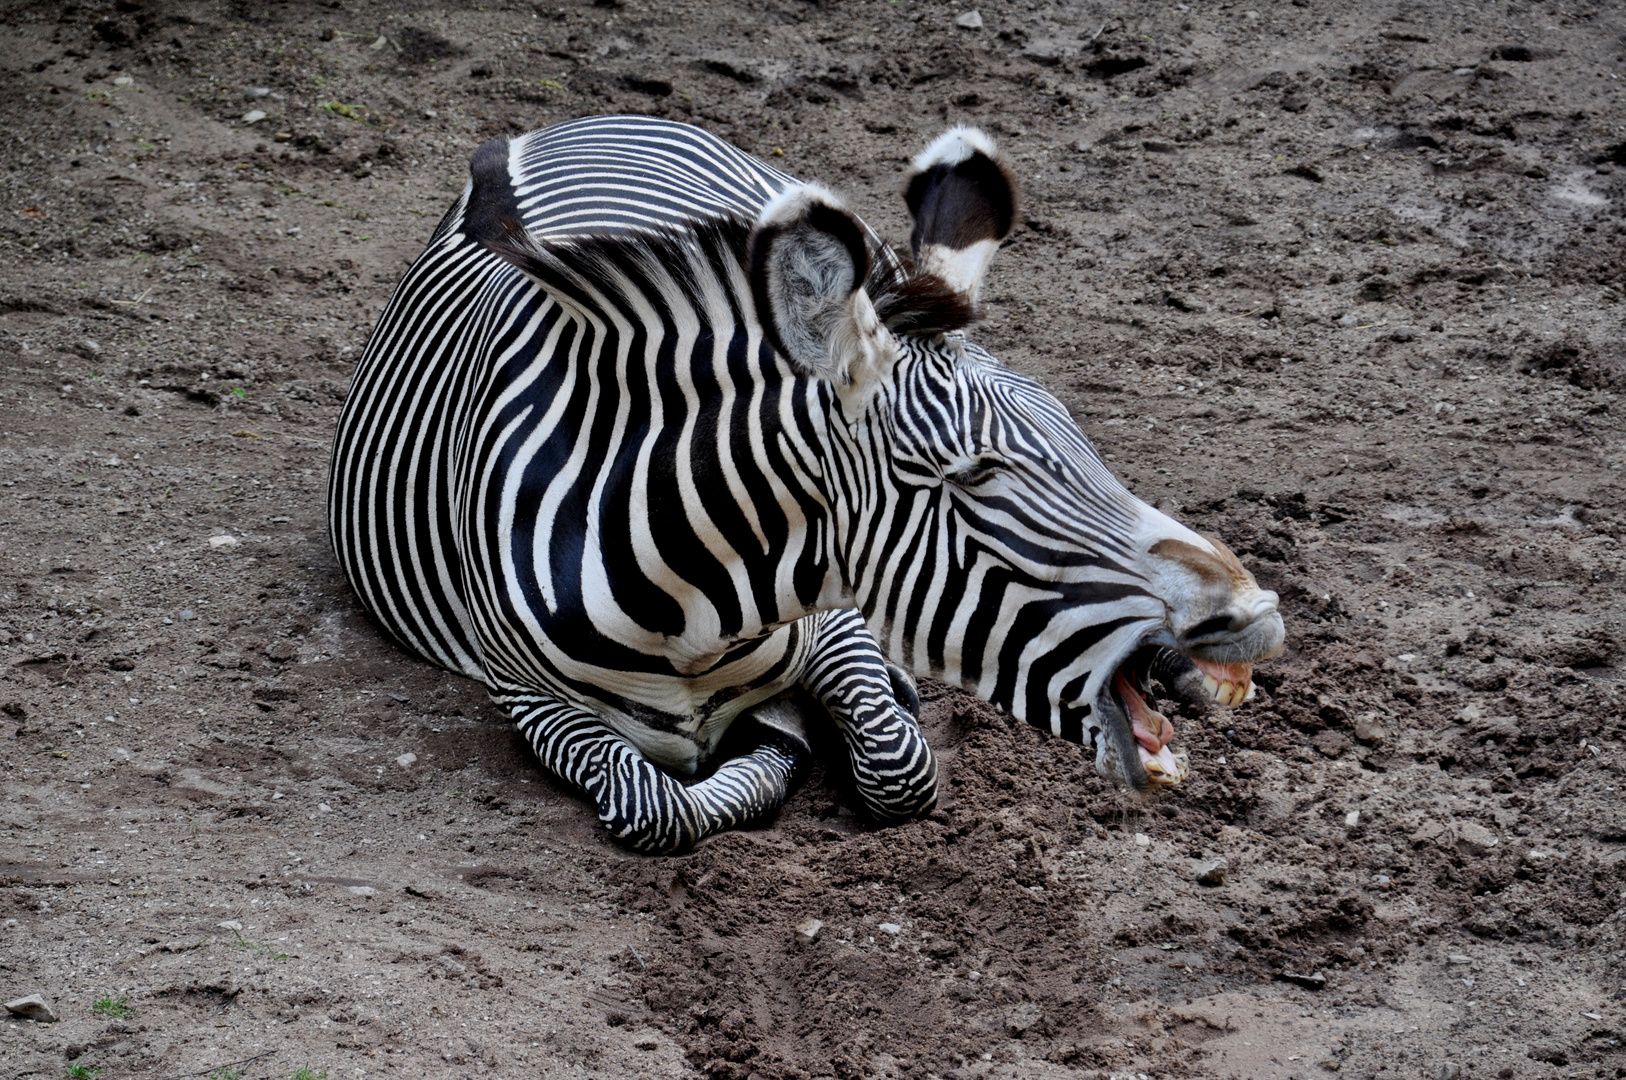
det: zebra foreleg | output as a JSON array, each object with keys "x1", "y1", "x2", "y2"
[
  {"x1": 503, "y1": 695, "x2": 803, "y2": 854},
  {"x1": 803, "y1": 610, "x2": 939, "y2": 823}
]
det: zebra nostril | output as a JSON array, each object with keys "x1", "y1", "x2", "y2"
[{"x1": 1182, "y1": 614, "x2": 1239, "y2": 642}]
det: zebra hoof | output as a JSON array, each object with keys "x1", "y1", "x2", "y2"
[
  {"x1": 744, "y1": 696, "x2": 814, "y2": 770},
  {"x1": 885, "y1": 662, "x2": 922, "y2": 720}
]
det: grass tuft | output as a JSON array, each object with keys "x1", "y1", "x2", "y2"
[{"x1": 91, "y1": 995, "x2": 133, "y2": 1019}]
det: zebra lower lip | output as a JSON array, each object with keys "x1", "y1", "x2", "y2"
[{"x1": 1111, "y1": 669, "x2": 1186, "y2": 786}]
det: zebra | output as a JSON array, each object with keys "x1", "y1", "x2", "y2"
[{"x1": 327, "y1": 115, "x2": 1284, "y2": 854}]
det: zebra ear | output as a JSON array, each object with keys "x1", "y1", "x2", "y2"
[
  {"x1": 748, "y1": 184, "x2": 894, "y2": 387},
  {"x1": 903, "y1": 127, "x2": 1018, "y2": 304}
]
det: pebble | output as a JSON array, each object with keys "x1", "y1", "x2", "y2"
[
  {"x1": 218, "y1": 920, "x2": 243, "y2": 931},
  {"x1": 348, "y1": 886, "x2": 376, "y2": 896},
  {"x1": 1447, "y1": 953, "x2": 1473, "y2": 965},
  {"x1": 113, "y1": 75, "x2": 133, "y2": 86},
  {"x1": 208, "y1": 534, "x2": 239, "y2": 549},
  {"x1": 1133, "y1": 833, "x2": 1150, "y2": 847},
  {"x1": 395, "y1": 752, "x2": 417, "y2": 767},
  {"x1": 244, "y1": 87, "x2": 271, "y2": 99},
  {"x1": 954, "y1": 10, "x2": 984, "y2": 29},
  {"x1": 1455, "y1": 821, "x2": 1498, "y2": 856},
  {"x1": 1195, "y1": 858, "x2": 1228, "y2": 887},
  {"x1": 1439, "y1": 1063, "x2": 1463, "y2": 1080},
  {"x1": 878, "y1": 922, "x2": 901, "y2": 936},
  {"x1": 1277, "y1": 970, "x2": 1326, "y2": 991},
  {"x1": 1354, "y1": 713, "x2": 1388, "y2": 744},
  {"x1": 242, "y1": 109, "x2": 267, "y2": 125},
  {"x1": 794, "y1": 918, "x2": 822, "y2": 945},
  {"x1": 3, "y1": 994, "x2": 58, "y2": 1023},
  {"x1": 1344, "y1": 810, "x2": 1360, "y2": 827}
]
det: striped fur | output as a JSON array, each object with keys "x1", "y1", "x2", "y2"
[{"x1": 328, "y1": 116, "x2": 1282, "y2": 852}]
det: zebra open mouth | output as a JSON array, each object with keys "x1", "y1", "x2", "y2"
[{"x1": 1098, "y1": 645, "x2": 1257, "y2": 792}]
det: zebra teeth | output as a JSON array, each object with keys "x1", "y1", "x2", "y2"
[
  {"x1": 1139, "y1": 743, "x2": 1188, "y2": 785},
  {"x1": 1194, "y1": 661, "x2": 1254, "y2": 708}
]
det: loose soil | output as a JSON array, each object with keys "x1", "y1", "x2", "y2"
[{"x1": 2, "y1": 2, "x2": 1625, "y2": 1079}]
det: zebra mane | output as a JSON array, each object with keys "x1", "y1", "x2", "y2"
[{"x1": 482, "y1": 213, "x2": 976, "y2": 340}]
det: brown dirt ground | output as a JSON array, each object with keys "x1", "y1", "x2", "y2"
[{"x1": 3, "y1": 2, "x2": 1626, "y2": 1079}]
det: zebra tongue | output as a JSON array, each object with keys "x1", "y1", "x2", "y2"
[{"x1": 1113, "y1": 671, "x2": 1175, "y2": 755}]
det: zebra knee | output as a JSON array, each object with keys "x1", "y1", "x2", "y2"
[
  {"x1": 589, "y1": 744, "x2": 800, "y2": 854},
  {"x1": 588, "y1": 757, "x2": 702, "y2": 855},
  {"x1": 854, "y1": 738, "x2": 939, "y2": 824}
]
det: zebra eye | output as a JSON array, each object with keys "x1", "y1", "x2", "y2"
[{"x1": 946, "y1": 459, "x2": 1005, "y2": 488}]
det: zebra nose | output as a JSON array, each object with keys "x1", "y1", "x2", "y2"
[{"x1": 1175, "y1": 589, "x2": 1284, "y2": 658}]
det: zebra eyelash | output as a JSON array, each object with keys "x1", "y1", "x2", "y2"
[{"x1": 944, "y1": 458, "x2": 1006, "y2": 488}]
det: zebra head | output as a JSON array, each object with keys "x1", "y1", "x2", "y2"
[{"x1": 749, "y1": 129, "x2": 1285, "y2": 792}]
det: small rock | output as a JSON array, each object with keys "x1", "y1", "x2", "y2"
[
  {"x1": 954, "y1": 10, "x2": 984, "y2": 29},
  {"x1": 1447, "y1": 953, "x2": 1473, "y2": 965},
  {"x1": 4, "y1": 994, "x2": 58, "y2": 1023},
  {"x1": 244, "y1": 86, "x2": 271, "y2": 98},
  {"x1": 1142, "y1": 139, "x2": 1177, "y2": 154},
  {"x1": 241, "y1": 109, "x2": 267, "y2": 125},
  {"x1": 347, "y1": 885, "x2": 376, "y2": 896},
  {"x1": 208, "y1": 534, "x2": 239, "y2": 549},
  {"x1": 319, "y1": 803, "x2": 332, "y2": 813},
  {"x1": 1344, "y1": 810, "x2": 1360, "y2": 828},
  {"x1": 113, "y1": 75, "x2": 133, "y2": 87},
  {"x1": 1282, "y1": 93, "x2": 1310, "y2": 112},
  {"x1": 1354, "y1": 713, "x2": 1388, "y2": 744},
  {"x1": 217, "y1": 920, "x2": 243, "y2": 932},
  {"x1": 263, "y1": 640, "x2": 296, "y2": 662},
  {"x1": 1392, "y1": 326, "x2": 1418, "y2": 342},
  {"x1": 794, "y1": 918, "x2": 822, "y2": 945},
  {"x1": 1439, "y1": 1063, "x2": 1462, "y2": 1080},
  {"x1": 370, "y1": 35, "x2": 389, "y2": 51},
  {"x1": 1277, "y1": 970, "x2": 1327, "y2": 991},
  {"x1": 1337, "y1": 312, "x2": 1360, "y2": 327},
  {"x1": 1410, "y1": 819, "x2": 1449, "y2": 847},
  {"x1": 878, "y1": 922, "x2": 901, "y2": 936},
  {"x1": 1133, "y1": 833, "x2": 1150, "y2": 847},
  {"x1": 1455, "y1": 821, "x2": 1498, "y2": 856},
  {"x1": 1195, "y1": 858, "x2": 1228, "y2": 887},
  {"x1": 395, "y1": 752, "x2": 417, "y2": 768},
  {"x1": 424, "y1": 109, "x2": 438, "y2": 119}
]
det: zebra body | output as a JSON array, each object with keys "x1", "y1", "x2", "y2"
[{"x1": 329, "y1": 116, "x2": 1284, "y2": 852}]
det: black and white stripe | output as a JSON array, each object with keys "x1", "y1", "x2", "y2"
[{"x1": 329, "y1": 116, "x2": 1283, "y2": 852}]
